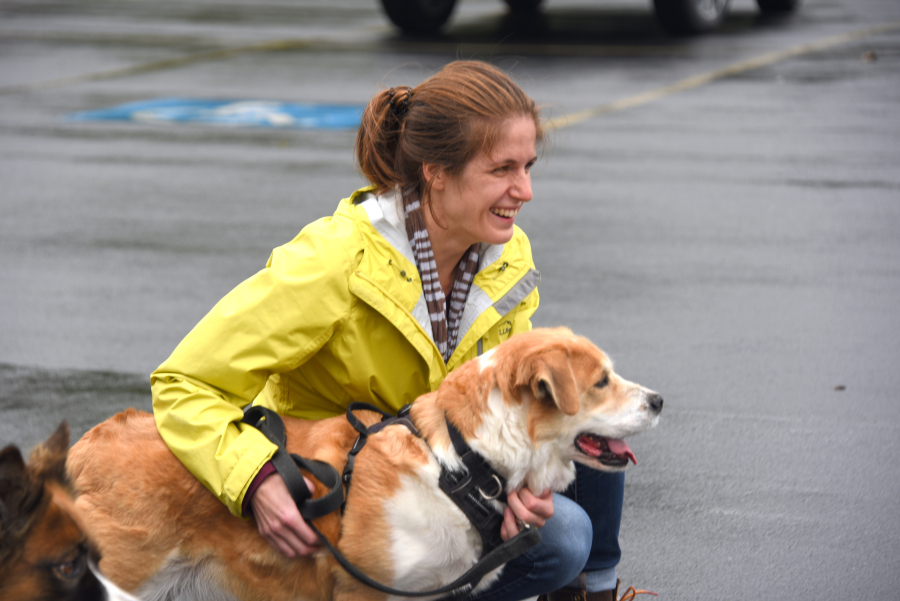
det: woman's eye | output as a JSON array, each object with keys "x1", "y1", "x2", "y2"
[
  {"x1": 54, "y1": 555, "x2": 86, "y2": 580},
  {"x1": 594, "y1": 375, "x2": 609, "y2": 389}
]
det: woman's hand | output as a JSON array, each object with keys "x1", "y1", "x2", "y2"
[
  {"x1": 250, "y1": 474, "x2": 322, "y2": 557},
  {"x1": 500, "y1": 486, "x2": 554, "y2": 541}
]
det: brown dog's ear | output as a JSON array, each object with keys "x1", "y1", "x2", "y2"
[
  {"x1": 0, "y1": 444, "x2": 29, "y2": 506},
  {"x1": 29, "y1": 422, "x2": 70, "y2": 485},
  {"x1": 0, "y1": 443, "x2": 40, "y2": 549},
  {"x1": 0, "y1": 424, "x2": 71, "y2": 548},
  {"x1": 517, "y1": 348, "x2": 581, "y2": 416}
]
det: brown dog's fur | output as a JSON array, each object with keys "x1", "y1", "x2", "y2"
[
  {"x1": 68, "y1": 328, "x2": 661, "y2": 600},
  {"x1": 0, "y1": 424, "x2": 132, "y2": 601}
]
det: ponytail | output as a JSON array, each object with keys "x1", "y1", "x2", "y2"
[{"x1": 356, "y1": 86, "x2": 415, "y2": 194}]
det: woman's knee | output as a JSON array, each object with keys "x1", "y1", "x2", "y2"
[
  {"x1": 467, "y1": 496, "x2": 591, "y2": 600},
  {"x1": 537, "y1": 494, "x2": 592, "y2": 588}
]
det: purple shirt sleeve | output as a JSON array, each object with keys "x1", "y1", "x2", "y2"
[{"x1": 242, "y1": 461, "x2": 277, "y2": 516}]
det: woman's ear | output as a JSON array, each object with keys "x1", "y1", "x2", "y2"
[{"x1": 423, "y1": 163, "x2": 445, "y2": 191}]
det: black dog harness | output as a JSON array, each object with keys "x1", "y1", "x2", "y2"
[
  {"x1": 342, "y1": 402, "x2": 510, "y2": 555},
  {"x1": 242, "y1": 403, "x2": 541, "y2": 599},
  {"x1": 438, "y1": 416, "x2": 509, "y2": 555}
]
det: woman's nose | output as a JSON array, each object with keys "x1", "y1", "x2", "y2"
[{"x1": 512, "y1": 170, "x2": 532, "y2": 201}]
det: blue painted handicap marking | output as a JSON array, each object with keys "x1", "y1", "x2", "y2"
[{"x1": 68, "y1": 98, "x2": 364, "y2": 129}]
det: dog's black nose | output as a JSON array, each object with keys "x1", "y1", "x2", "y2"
[{"x1": 647, "y1": 393, "x2": 664, "y2": 414}]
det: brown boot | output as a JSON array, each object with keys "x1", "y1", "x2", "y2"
[
  {"x1": 538, "y1": 574, "x2": 615, "y2": 601},
  {"x1": 539, "y1": 577, "x2": 658, "y2": 601}
]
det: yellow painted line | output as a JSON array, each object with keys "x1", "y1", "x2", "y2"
[
  {"x1": 2, "y1": 29, "x2": 688, "y2": 58},
  {"x1": 388, "y1": 41, "x2": 689, "y2": 57},
  {"x1": 0, "y1": 38, "x2": 316, "y2": 96},
  {"x1": 546, "y1": 20, "x2": 900, "y2": 130},
  {"x1": 0, "y1": 34, "x2": 682, "y2": 97},
  {"x1": 3, "y1": 19, "x2": 898, "y2": 103}
]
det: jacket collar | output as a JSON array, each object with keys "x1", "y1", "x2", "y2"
[
  {"x1": 347, "y1": 187, "x2": 538, "y2": 369},
  {"x1": 355, "y1": 187, "x2": 507, "y2": 280},
  {"x1": 354, "y1": 188, "x2": 417, "y2": 267}
]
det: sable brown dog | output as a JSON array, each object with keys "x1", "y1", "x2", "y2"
[
  {"x1": 68, "y1": 328, "x2": 662, "y2": 601},
  {"x1": 0, "y1": 424, "x2": 137, "y2": 601}
]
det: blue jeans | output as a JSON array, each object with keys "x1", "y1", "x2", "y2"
[{"x1": 467, "y1": 466, "x2": 625, "y2": 601}]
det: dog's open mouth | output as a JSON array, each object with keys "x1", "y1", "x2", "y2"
[{"x1": 575, "y1": 433, "x2": 637, "y2": 467}]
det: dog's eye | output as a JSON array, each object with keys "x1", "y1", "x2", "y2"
[
  {"x1": 53, "y1": 555, "x2": 86, "y2": 581},
  {"x1": 594, "y1": 375, "x2": 609, "y2": 389}
]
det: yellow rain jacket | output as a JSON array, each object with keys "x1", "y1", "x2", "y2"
[{"x1": 151, "y1": 186, "x2": 540, "y2": 516}]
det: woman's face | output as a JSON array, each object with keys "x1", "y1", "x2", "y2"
[{"x1": 426, "y1": 115, "x2": 538, "y2": 252}]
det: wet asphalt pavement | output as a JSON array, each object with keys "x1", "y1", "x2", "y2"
[{"x1": 1, "y1": 0, "x2": 899, "y2": 598}]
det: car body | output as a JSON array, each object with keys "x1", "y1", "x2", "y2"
[{"x1": 379, "y1": 0, "x2": 802, "y2": 36}]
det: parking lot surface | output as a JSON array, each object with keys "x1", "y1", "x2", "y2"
[{"x1": 2, "y1": 0, "x2": 899, "y2": 598}]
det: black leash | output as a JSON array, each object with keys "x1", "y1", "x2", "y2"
[
  {"x1": 241, "y1": 404, "x2": 541, "y2": 599},
  {"x1": 241, "y1": 406, "x2": 342, "y2": 519}
]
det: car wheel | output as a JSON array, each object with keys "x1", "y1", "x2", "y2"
[
  {"x1": 380, "y1": 0, "x2": 457, "y2": 34},
  {"x1": 653, "y1": 0, "x2": 732, "y2": 35},
  {"x1": 504, "y1": 0, "x2": 544, "y2": 10},
  {"x1": 756, "y1": 0, "x2": 801, "y2": 14}
]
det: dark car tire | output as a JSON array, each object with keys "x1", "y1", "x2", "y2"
[
  {"x1": 653, "y1": 0, "x2": 732, "y2": 35},
  {"x1": 756, "y1": 0, "x2": 801, "y2": 14},
  {"x1": 380, "y1": 0, "x2": 457, "y2": 33},
  {"x1": 504, "y1": 0, "x2": 544, "y2": 10}
]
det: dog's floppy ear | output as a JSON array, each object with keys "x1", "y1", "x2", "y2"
[{"x1": 516, "y1": 348, "x2": 581, "y2": 416}]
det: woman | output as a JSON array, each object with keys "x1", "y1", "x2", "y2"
[{"x1": 151, "y1": 60, "x2": 625, "y2": 601}]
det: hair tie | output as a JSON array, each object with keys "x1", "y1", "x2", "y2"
[{"x1": 387, "y1": 87, "x2": 412, "y2": 118}]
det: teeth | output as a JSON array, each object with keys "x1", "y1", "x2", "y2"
[{"x1": 491, "y1": 207, "x2": 519, "y2": 218}]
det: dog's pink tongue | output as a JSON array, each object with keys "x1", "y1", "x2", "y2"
[{"x1": 607, "y1": 438, "x2": 637, "y2": 465}]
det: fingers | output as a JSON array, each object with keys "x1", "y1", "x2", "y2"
[
  {"x1": 500, "y1": 486, "x2": 555, "y2": 541},
  {"x1": 506, "y1": 486, "x2": 554, "y2": 531},
  {"x1": 251, "y1": 475, "x2": 322, "y2": 558},
  {"x1": 519, "y1": 486, "x2": 554, "y2": 520},
  {"x1": 500, "y1": 506, "x2": 520, "y2": 541}
]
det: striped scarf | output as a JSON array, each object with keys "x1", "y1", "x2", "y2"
[{"x1": 404, "y1": 191, "x2": 480, "y2": 363}]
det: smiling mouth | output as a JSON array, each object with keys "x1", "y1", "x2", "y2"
[
  {"x1": 490, "y1": 206, "x2": 520, "y2": 219},
  {"x1": 575, "y1": 433, "x2": 637, "y2": 467}
]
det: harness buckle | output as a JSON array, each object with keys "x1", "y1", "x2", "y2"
[{"x1": 476, "y1": 474, "x2": 504, "y2": 501}]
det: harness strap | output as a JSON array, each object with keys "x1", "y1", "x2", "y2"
[
  {"x1": 439, "y1": 421, "x2": 508, "y2": 553},
  {"x1": 241, "y1": 405, "x2": 541, "y2": 598},
  {"x1": 340, "y1": 402, "x2": 419, "y2": 513}
]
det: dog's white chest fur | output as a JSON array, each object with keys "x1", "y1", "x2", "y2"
[{"x1": 383, "y1": 453, "x2": 503, "y2": 600}]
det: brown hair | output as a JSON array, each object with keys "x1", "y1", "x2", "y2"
[{"x1": 355, "y1": 61, "x2": 544, "y2": 206}]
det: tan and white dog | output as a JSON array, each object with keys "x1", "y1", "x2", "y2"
[{"x1": 68, "y1": 327, "x2": 662, "y2": 601}]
